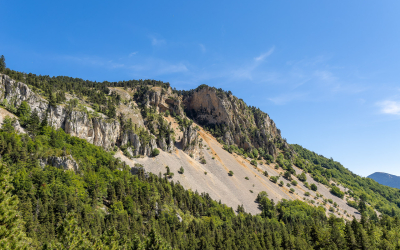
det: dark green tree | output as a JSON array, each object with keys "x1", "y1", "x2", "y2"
[
  {"x1": 0, "y1": 163, "x2": 31, "y2": 249},
  {"x1": 0, "y1": 55, "x2": 5, "y2": 72}
]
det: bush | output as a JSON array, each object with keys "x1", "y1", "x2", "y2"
[
  {"x1": 330, "y1": 186, "x2": 344, "y2": 199},
  {"x1": 304, "y1": 182, "x2": 309, "y2": 189},
  {"x1": 291, "y1": 180, "x2": 298, "y2": 186},
  {"x1": 228, "y1": 170, "x2": 234, "y2": 176},
  {"x1": 204, "y1": 171, "x2": 207, "y2": 175},
  {"x1": 164, "y1": 110, "x2": 170, "y2": 117},
  {"x1": 298, "y1": 172, "x2": 307, "y2": 182},
  {"x1": 310, "y1": 183, "x2": 318, "y2": 191},
  {"x1": 270, "y1": 176, "x2": 278, "y2": 183},
  {"x1": 179, "y1": 166, "x2": 184, "y2": 174},
  {"x1": 329, "y1": 207, "x2": 335, "y2": 212},
  {"x1": 250, "y1": 159, "x2": 257, "y2": 167},
  {"x1": 279, "y1": 181, "x2": 284, "y2": 187},
  {"x1": 200, "y1": 157, "x2": 206, "y2": 164},
  {"x1": 286, "y1": 183, "x2": 291, "y2": 187},
  {"x1": 245, "y1": 177, "x2": 249, "y2": 180},
  {"x1": 304, "y1": 192, "x2": 310, "y2": 196},
  {"x1": 289, "y1": 188, "x2": 295, "y2": 193},
  {"x1": 152, "y1": 148, "x2": 160, "y2": 157},
  {"x1": 284, "y1": 171, "x2": 291, "y2": 180},
  {"x1": 263, "y1": 171, "x2": 268, "y2": 177}
]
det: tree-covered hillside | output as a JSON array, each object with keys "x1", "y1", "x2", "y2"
[
  {"x1": 1, "y1": 116, "x2": 400, "y2": 249},
  {"x1": 2, "y1": 56, "x2": 400, "y2": 248}
]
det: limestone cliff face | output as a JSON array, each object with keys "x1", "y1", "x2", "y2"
[
  {"x1": 0, "y1": 74, "x2": 149, "y2": 152},
  {"x1": 183, "y1": 86, "x2": 283, "y2": 156},
  {"x1": 146, "y1": 87, "x2": 184, "y2": 116},
  {"x1": 182, "y1": 125, "x2": 200, "y2": 153}
]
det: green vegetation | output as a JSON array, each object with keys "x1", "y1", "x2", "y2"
[
  {"x1": 152, "y1": 148, "x2": 160, "y2": 157},
  {"x1": 178, "y1": 166, "x2": 184, "y2": 174},
  {"x1": 3, "y1": 57, "x2": 400, "y2": 248},
  {"x1": 293, "y1": 144, "x2": 400, "y2": 217},
  {"x1": 311, "y1": 183, "x2": 318, "y2": 191},
  {"x1": 228, "y1": 170, "x2": 234, "y2": 176},
  {"x1": 291, "y1": 180, "x2": 298, "y2": 186}
]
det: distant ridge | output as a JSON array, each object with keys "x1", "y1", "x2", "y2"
[{"x1": 368, "y1": 172, "x2": 400, "y2": 189}]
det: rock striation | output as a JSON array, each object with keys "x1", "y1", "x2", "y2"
[
  {"x1": 183, "y1": 85, "x2": 285, "y2": 156},
  {"x1": 0, "y1": 74, "x2": 158, "y2": 153}
]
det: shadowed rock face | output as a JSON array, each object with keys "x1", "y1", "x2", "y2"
[
  {"x1": 368, "y1": 172, "x2": 400, "y2": 189},
  {"x1": 40, "y1": 156, "x2": 79, "y2": 172},
  {"x1": 183, "y1": 86, "x2": 284, "y2": 157}
]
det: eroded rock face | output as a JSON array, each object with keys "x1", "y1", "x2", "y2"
[
  {"x1": 0, "y1": 74, "x2": 147, "y2": 152},
  {"x1": 183, "y1": 86, "x2": 282, "y2": 156},
  {"x1": 182, "y1": 125, "x2": 199, "y2": 152},
  {"x1": 0, "y1": 74, "x2": 48, "y2": 119},
  {"x1": 147, "y1": 88, "x2": 183, "y2": 116},
  {"x1": 40, "y1": 156, "x2": 79, "y2": 172}
]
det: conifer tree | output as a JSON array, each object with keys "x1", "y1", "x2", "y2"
[{"x1": 0, "y1": 163, "x2": 30, "y2": 249}]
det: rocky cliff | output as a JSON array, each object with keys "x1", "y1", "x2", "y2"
[{"x1": 183, "y1": 85, "x2": 286, "y2": 157}]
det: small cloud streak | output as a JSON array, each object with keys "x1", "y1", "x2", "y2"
[
  {"x1": 268, "y1": 92, "x2": 308, "y2": 105},
  {"x1": 151, "y1": 38, "x2": 166, "y2": 46},
  {"x1": 129, "y1": 52, "x2": 138, "y2": 57},
  {"x1": 254, "y1": 47, "x2": 275, "y2": 62},
  {"x1": 377, "y1": 100, "x2": 400, "y2": 115},
  {"x1": 199, "y1": 44, "x2": 206, "y2": 53}
]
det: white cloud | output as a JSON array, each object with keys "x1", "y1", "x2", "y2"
[
  {"x1": 151, "y1": 38, "x2": 166, "y2": 46},
  {"x1": 199, "y1": 44, "x2": 206, "y2": 53},
  {"x1": 129, "y1": 52, "x2": 138, "y2": 57},
  {"x1": 254, "y1": 47, "x2": 275, "y2": 62},
  {"x1": 268, "y1": 92, "x2": 308, "y2": 105},
  {"x1": 377, "y1": 100, "x2": 400, "y2": 115}
]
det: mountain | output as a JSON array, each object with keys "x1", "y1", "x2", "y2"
[
  {"x1": 2, "y1": 64, "x2": 400, "y2": 248},
  {"x1": 368, "y1": 172, "x2": 400, "y2": 189}
]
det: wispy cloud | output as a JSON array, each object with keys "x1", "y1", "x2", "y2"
[
  {"x1": 151, "y1": 38, "x2": 166, "y2": 46},
  {"x1": 268, "y1": 92, "x2": 308, "y2": 105},
  {"x1": 231, "y1": 46, "x2": 275, "y2": 80},
  {"x1": 254, "y1": 47, "x2": 275, "y2": 62},
  {"x1": 377, "y1": 100, "x2": 400, "y2": 115},
  {"x1": 199, "y1": 44, "x2": 206, "y2": 53},
  {"x1": 129, "y1": 52, "x2": 138, "y2": 57}
]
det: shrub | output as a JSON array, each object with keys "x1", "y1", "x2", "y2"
[
  {"x1": 249, "y1": 190, "x2": 253, "y2": 193},
  {"x1": 289, "y1": 188, "x2": 295, "y2": 193},
  {"x1": 304, "y1": 192, "x2": 310, "y2": 196},
  {"x1": 264, "y1": 171, "x2": 268, "y2": 177},
  {"x1": 298, "y1": 172, "x2": 307, "y2": 182},
  {"x1": 245, "y1": 177, "x2": 249, "y2": 180},
  {"x1": 310, "y1": 183, "x2": 318, "y2": 191},
  {"x1": 204, "y1": 171, "x2": 207, "y2": 175},
  {"x1": 286, "y1": 183, "x2": 291, "y2": 187},
  {"x1": 330, "y1": 186, "x2": 344, "y2": 199},
  {"x1": 212, "y1": 156, "x2": 215, "y2": 159},
  {"x1": 304, "y1": 182, "x2": 309, "y2": 189},
  {"x1": 274, "y1": 165, "x2": 279, "y2": 169},
  {"x1": 250, "y1": 159, "x2": 257, "y2": 167},
  {"x1": 328, "y1": 199, "x2": 333, "y2": 204},
  {"x1": 164, "y1": 110, "x2": 170, "y2": 117},
  {"x1": 329, "y1": 207, "x2": 335, "y2": 212},
  {"x1": 279, "y1": 181, "x2": 284, "y2": 187},
  {"x1": 179, "y1": 166, "x2": 184, "y2": 174},
  {"x1": 228, "y1": 170, "x2": 234, "y2": 176},
  {"x1": 291, "y1": 180, "x2": 298, "y2": 186},
  {"x1": 270, "y1": 176, "x2": 278, "y2": 183},
  {"x1": 152, "y1": 148, "x2": 160, "y2": 157},
  {"x1": 284, "y1": 171, "x2": 291, "y2": 180},
  {"x1": 200, "y1": 157, "x2": 206, "y2": 164}
]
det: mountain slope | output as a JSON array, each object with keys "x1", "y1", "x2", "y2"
[{"x1": 368, "y1": 172, "x2": 400, "y2": 189}]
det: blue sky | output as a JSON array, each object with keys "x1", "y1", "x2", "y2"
[{"x1": 2, "y1": 1, "x2": 400, "y2": 176}]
